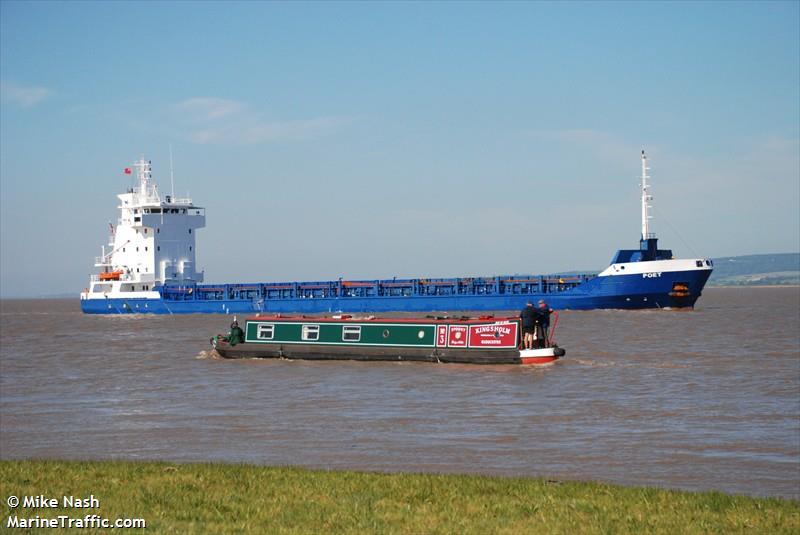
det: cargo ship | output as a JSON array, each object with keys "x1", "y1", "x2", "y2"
[{"x1": 80, "y1": 152, "x2": 713, "y2": 314}]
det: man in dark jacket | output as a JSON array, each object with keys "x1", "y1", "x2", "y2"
[
  {"x1": 520, "y1": 301, "x2": 537, "y2": 349},
  {"x1": 227, "y1": 320, "x2": 245, "y2": 346},
  {"x1": 535, "y1": 299, "x2": 553, "y2": 348}
]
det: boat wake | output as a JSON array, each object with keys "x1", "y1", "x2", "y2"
[{"x1": 196, "y1": 349, "x2": 222, "y2": 360}]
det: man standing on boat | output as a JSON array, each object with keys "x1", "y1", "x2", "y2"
[
  {"x1": 520, "y1": 301, "x2": 537, "y2": 349},
  {"x1": 535, "y1": 299, "x2": 553, "y2": 348},
  {"x1": 227, "y1": 320, "x2": 245, "y2": 346}
]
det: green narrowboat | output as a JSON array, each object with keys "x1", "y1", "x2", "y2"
[{"x1": 211, "y1": 314, "x2": 565, "y2": 365}]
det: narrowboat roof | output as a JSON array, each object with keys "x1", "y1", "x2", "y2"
[{"x1": 243, "y1": 315, "x2": 520, "y2": 324}]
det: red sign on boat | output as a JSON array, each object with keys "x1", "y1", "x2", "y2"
[
  {"x1": 436, "y1": 325, "x2": 448, "y2": 347},
  {"x1": 448, "y1": 325, "x2": 468, "y2": 347},
  {"x1": 468, "y1": 322, "x2": 518, "y2": 348}
]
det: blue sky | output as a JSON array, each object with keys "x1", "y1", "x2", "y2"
[{"x1": 1, "y1": 1, "x2": 798, "y2": 297}]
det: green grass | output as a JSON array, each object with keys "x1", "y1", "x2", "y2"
[{"x1": 1, "y1": 460, "x2": 797, "y2": 534}]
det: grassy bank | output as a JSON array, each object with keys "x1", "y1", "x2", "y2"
[{"x1": 1, "y1": 461, "x2": 797, "y2": 534}]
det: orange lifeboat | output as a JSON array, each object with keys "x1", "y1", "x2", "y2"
[{"x1": 99, "y1": 270, "x2": 123, "y2": 281}]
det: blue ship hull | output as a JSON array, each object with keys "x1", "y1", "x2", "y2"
[{"x1": 80, "y1": 268, "x2": 712, "y2": 315}]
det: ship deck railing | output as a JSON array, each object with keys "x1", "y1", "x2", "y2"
[{"x1": 158, "y1": 274, "x2": 597, "y2": 302}]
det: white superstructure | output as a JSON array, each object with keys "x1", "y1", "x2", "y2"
[{"x1": 81, "y1": 157, "x2": 205, "y2": 300}]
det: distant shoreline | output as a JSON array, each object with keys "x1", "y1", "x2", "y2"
[{"x1": 706, "y1": 284, "x2": 800, "y2": 289}]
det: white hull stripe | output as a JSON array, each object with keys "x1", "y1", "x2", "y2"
[{"x1": 598, "y1": 258, "x2": 712, "y2": 277}]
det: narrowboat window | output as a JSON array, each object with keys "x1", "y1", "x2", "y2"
[
  {"x1": 257, "y1": 324, "x2": 275, "y2": 340},
  {"x1": 382, "y1": 329, "x2": 390, "y2": 338},
  {"x1": 342, "y1": 326, "x2": 361, "y2": 342},
  {"x1": 302, "y1": 325, "x2": 320, "y2": 341},
  {"x1": 417, "y1": 330, "x2": 425, "y2": 339}
]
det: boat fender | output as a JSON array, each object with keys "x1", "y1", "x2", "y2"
[{"x1": 553, "y1": 347, "x2": 566, "y2": 357}]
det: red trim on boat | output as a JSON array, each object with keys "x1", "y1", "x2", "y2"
[
  {"x1": 243, "y1": 315, "x2": 520, "y2": 325},
  {"x1": 520, "y1": 355, "x2": 559, "y2": 365}
]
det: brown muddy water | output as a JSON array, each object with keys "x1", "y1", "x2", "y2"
[{"x1": 1, "y1": 287, "x2": 798, "y2": 498}]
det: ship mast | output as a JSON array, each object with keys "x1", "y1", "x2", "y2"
[
  {"x1": 132, "y1": 157, "x2": 159, "y2": 204},
  {"x1": 640, "y1": 150, "x2": 654, "y2": 240},
  {"x1": 134, "y1": 157, "x2": 150, "y2": 194}
]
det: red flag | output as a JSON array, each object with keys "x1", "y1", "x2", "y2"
[{"x1": 124, "y1": 168, "x2": 132, "y2": 175}]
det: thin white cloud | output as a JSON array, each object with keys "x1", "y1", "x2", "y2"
[
  {"x1": 1, "y1": 81, "x2": 52, "y2": 108},
  {"x1": 189, "y1": 116, "x2": 350, "y2": 144},
  {"x1": 174, "y1": 97, "x2": 350, "y2": 145},
  {"x1": 175, "y1": 97, "x2": 245, "y2": 121},
  {"x1": 524, "y1": 128, "x2": 643, "y2": 164}
]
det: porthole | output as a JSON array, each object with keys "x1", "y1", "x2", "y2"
[
  {"x1": 417, "y1": 330, "x2": 425, "y2": 339},
  {"x1": 382, "y1": 329, "x2": 390, "y2": 338},
  {"x1": 494, "y1": 331, "x2": 501, "y2": 339}
]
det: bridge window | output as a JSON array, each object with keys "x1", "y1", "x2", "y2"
[
  {"x1": 257, "y1": 324, "x2": 275, "y2": 340},
  {"x1": 302, "y1": 325, "x2": 320, "y2": 341},
  {"x1": 342, "y1": 326, "x2": 361, "y2": 342}
]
